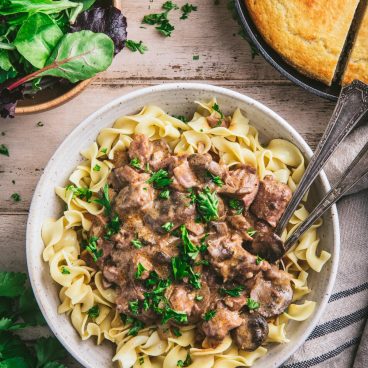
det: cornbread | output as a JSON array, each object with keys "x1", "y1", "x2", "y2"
[
  {"x1": 342, "y1": 6, "x2": 368, "y2": 85},
  {"x1": 245, "y1": 0, "x2": 360, "y2": 85}
]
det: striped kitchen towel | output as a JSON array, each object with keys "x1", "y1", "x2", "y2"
[{"x1": 282, "y1": 189, "x2": 368, "y2": 368}]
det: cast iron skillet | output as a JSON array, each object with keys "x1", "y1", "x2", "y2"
[{"x1": 235, "y1": 0, "x2": 341, "y2": 101}]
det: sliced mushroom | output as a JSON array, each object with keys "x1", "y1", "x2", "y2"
[
  {"x1": 249, "y1": 265, "x2": 293, "y2": 318},
  {"x1": 231, "y1": 312, "x2": 269, "y2": 351}
]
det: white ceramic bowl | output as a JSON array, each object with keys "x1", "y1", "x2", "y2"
[{"x1": 26, "y1": 83, "x2": 340, "y2": 368}]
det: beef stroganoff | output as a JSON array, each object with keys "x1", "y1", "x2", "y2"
[{"x1": 42, "y1": 99, "x2": 331, "y2": 368}]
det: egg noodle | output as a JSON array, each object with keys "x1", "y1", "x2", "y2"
[{"x1": 41, "y1": 99, "x2": 331, "y2": 368}]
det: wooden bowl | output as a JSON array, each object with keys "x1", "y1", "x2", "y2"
[{"x1": 15, "y1": 0, "x2": 121, "y2": 115}]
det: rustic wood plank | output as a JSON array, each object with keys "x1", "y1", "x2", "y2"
[
  {"x1": 0, "y1": 82, "x2": 334, "y2": 213},
  {"x1": 105, "y1": 0, "x2": 286, "y2": 81}
]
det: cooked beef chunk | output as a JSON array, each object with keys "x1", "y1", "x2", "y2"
[
  {"x1": 227, "y1": 214, "x2": 254, "y2": 241},
  {"x1": 111, "y1": 149, "x2": 129, "y2": 169},
  {"x1": 188, "y1": 153, "x2": 226, "y2": 184},
  {"x1": 149, "y1": 140, "x2": 171, "y2": 171},
  {"x1": 206, "y1": 116, "x2": 230, "y2": 128},
  {"x1": 251, "y1": 175, "x2": 292, "y2": 227},
  {"x1": 223, "y1": 293, "x2": 248, "y2": 311},
  {"x1": 207, "y1": 233, "x2": 269, "y2": 282},
  {"x1": 114, "y1": 181, "x2": 154, "y2": 217},
  {"x1": 231, "y1": 313, "x2": 269, "y2": 351},
  {"x1": 128, "y1": 134, "x2": 152, "y2": 165},
  {"x1": 247, "y1": 231, "x2": 286, "y2": 262},
  {"x1": 220, "y1": 165, "x2": 259, "y2": 209},
  {"x1": 172, "y1": 160, "x2": 198, "y2": 190},
  {"x1": 201, "y1": 304, "x2": 243, "y2": 346},
  {"x1": 86, "y1": 213, "x2": 108, "y2": 238},
  {"x1": 144, "y1": 191, "x2": 195, "y2": 233},
  {"x1": 114, "y1": 165, "x2": 150, "y2": 185},
  {"x1": 249, "y1": 265, "x2": 293, "y2": 318}
]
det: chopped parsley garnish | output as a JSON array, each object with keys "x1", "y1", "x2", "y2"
[
  {"x1": 120, "y1": 314, "x2": 145, "y2": 336},
  {"x1": 131, "y1": 238, "x2": 143, "y2": 249},
  {"x1": 212, "y1": 103, "x2": 224, "y2": 118},
  {"x1": 196, "y1": 187, "x2": 219, "y2": 222},
  {"x1": 135, "y1": 263, "x2": 147, "y2": 279},
  {"x1": 180, "y1": 3, "x2": 198, "y2": 19},
  {"x1": 156, "y1": 20, "x2": 175, "y2": 37},
  {"x1": 163, "y1": 1, "x2": 179, "y2": 10},
  {"x1": 193, "y1": 55, "x2": 199, "y2": 60},
  {"x1": 177, "y1": 354, "x2": 192, "y2": 367},
  {"x1": 101, "y1": 147, "x2": 108, "y2": 154},
  {"x1": 142, "y1": 9, "x2": 175, "y2": 37},
  {"x1": 159, "y1": 189, "x2": 170, "y2": 199},
  {"x1": 94, "y1": 184, "x2": 111, "y2": 216},
  {"x1": 143, "y1": 12, "x2": 168, "y2": 25},
  {"x1": 206, "y1": 171, "x2": 223, "y2": 187},
  {"x1": 10, "y1": 193, "x2": 21, "y2": 202},
  {"x1": 130, "y1": 157, "x2": 141, "y2": 170},
  {"x1": 172, "y1": 327, "x2": 182, "y2": 337},
  {"x1": 220, "y1": 285, "x2": 244, "y2": 297},
  {"x1": 36, "y1": 121, "x2": 44, "y2": 127},
  {"x1": 162, "y1": 222, "x2": 174, "y2": 232},
  {"x1": 194, "y1": 260, "x2": 209, "y2": 266},
  {"x1": 87, "y1": 305, "x2": 100, "y2": 319},
  {"x1": 147, "y1": 169, "x2": 173, "y2": 188},
  {"x1": 66, "y1": 184, "x2": 93, "y2": 202},
  {"x1": 228, "y1": 198, "x2": 244, "y2": 214},
  {"x1": 129, "y1": 300, "x2": 140, "y2": 315},
  {"x1": 172, "y1": 254, "x2": 202, "y2": 289},
  {"x1": 126, "y1": 40, "x2": 148, "y2": 54},
  {"x1": 142, "y1": 277, "x2": 188, "y2": 324},
  {"x1": 85, "y1": 236, "x2": 103, "y2": 262},
  {"x1": 93, "y1": 164, "x2": 101, "y2": 172},
  {"x1": 180, "y1": 225, "x2": 199, "y2": 259},
  {"x1": 199, "y1": 233, "x2": 209, "y2": 253},
  {"x1": 187, "y1": 187, "x2": 197, "y2": 204},
  {"x1": 61, "y1": 266, "x2": 70, "y2": 275},
  {"x1": 246, "y1": 227, "x2": 257, "y2": 237},
  {"x1": 104, "y1": 214, "x2": 120, "y2": 239},
  {"x1": 139, "y1": 356, "x2": 145, "y2": 365},
  {"x1": 0, "y1": 144, "x2": 9, "y2": 156},
  {"x1": 203, "y1": 309, "x2": 216, "y2": 321},
  {"x1": 161, "y1": 307, "x2": 188, "y2": 324},
  {"x1": 247, "y1": 298, "x2": 260, "y2": 310},
  {"x1": 195, "y1": 295, "x2": 203, "y2": 301},
  {"x1": 173, "y1": 115, "x2": 189, "y2": 123},
  {"x1": 256, "y1": 255, "x2": 265, "y2": 265}
]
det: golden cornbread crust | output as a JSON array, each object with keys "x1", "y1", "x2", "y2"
[
  {"x1": 343, "y1": 7, "x2": 368, "y2": 85},
  {"x1": 245, "y1": 0, "x2": 360, "y2": 85}
]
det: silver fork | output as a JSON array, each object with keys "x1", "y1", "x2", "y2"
[
  {"x1": 284, "y1": 140, "x2": 368, "y2": 250},
  {"x1": 275, "y1": 80, "x2": 368, "y2": 249}
]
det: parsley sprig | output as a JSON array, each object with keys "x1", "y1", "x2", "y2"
[
  {"x1": 181, "y1": 3, "x2": 197, "y2": 19},
  {"x1": 85, "y1": 236, "x2": 103, "y2": 262},
  {"x1": 126, "y1": 40, "x2": 148, "y2": 54},
  {"x1": 94, "y1": 184, "x2": 111, "y2": 216},
  {"x1": 196, "y1": 187, "x2": 219, "y2": 222},
  {"x1": 147, "y1": 169, "x2": 173, "y2": 189},
  {"x1": 66, "y1": 184, "x2": 93, "y2": 202},
  {"x1": 206, "y1": 171, "x2": 223, "y2": 187},
  {"x1": 220, "y1": 285, "x2": 244, "y2": 297},
  {"x1": 228, "y1": 198, "x2": 244, "y2": 214}
]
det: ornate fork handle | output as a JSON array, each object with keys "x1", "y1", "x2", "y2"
[
  {"x1": 284, "y1": 141, "x2": 368, "y2": 250},
  {"x1": 276, "y1": 80, "x2": 368, "y2": 235}
]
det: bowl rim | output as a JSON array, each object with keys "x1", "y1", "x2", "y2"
[
  {"x1": 26, "y1": 82, "x2": 340, "y2": 368},
  {"x1": 15, "y1": 0, "x2": 121, "y2": 115}
]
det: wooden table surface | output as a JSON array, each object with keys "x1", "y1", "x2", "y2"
[{"x1": 0, "y1": 1, "x2": 337, "y2": 366}]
